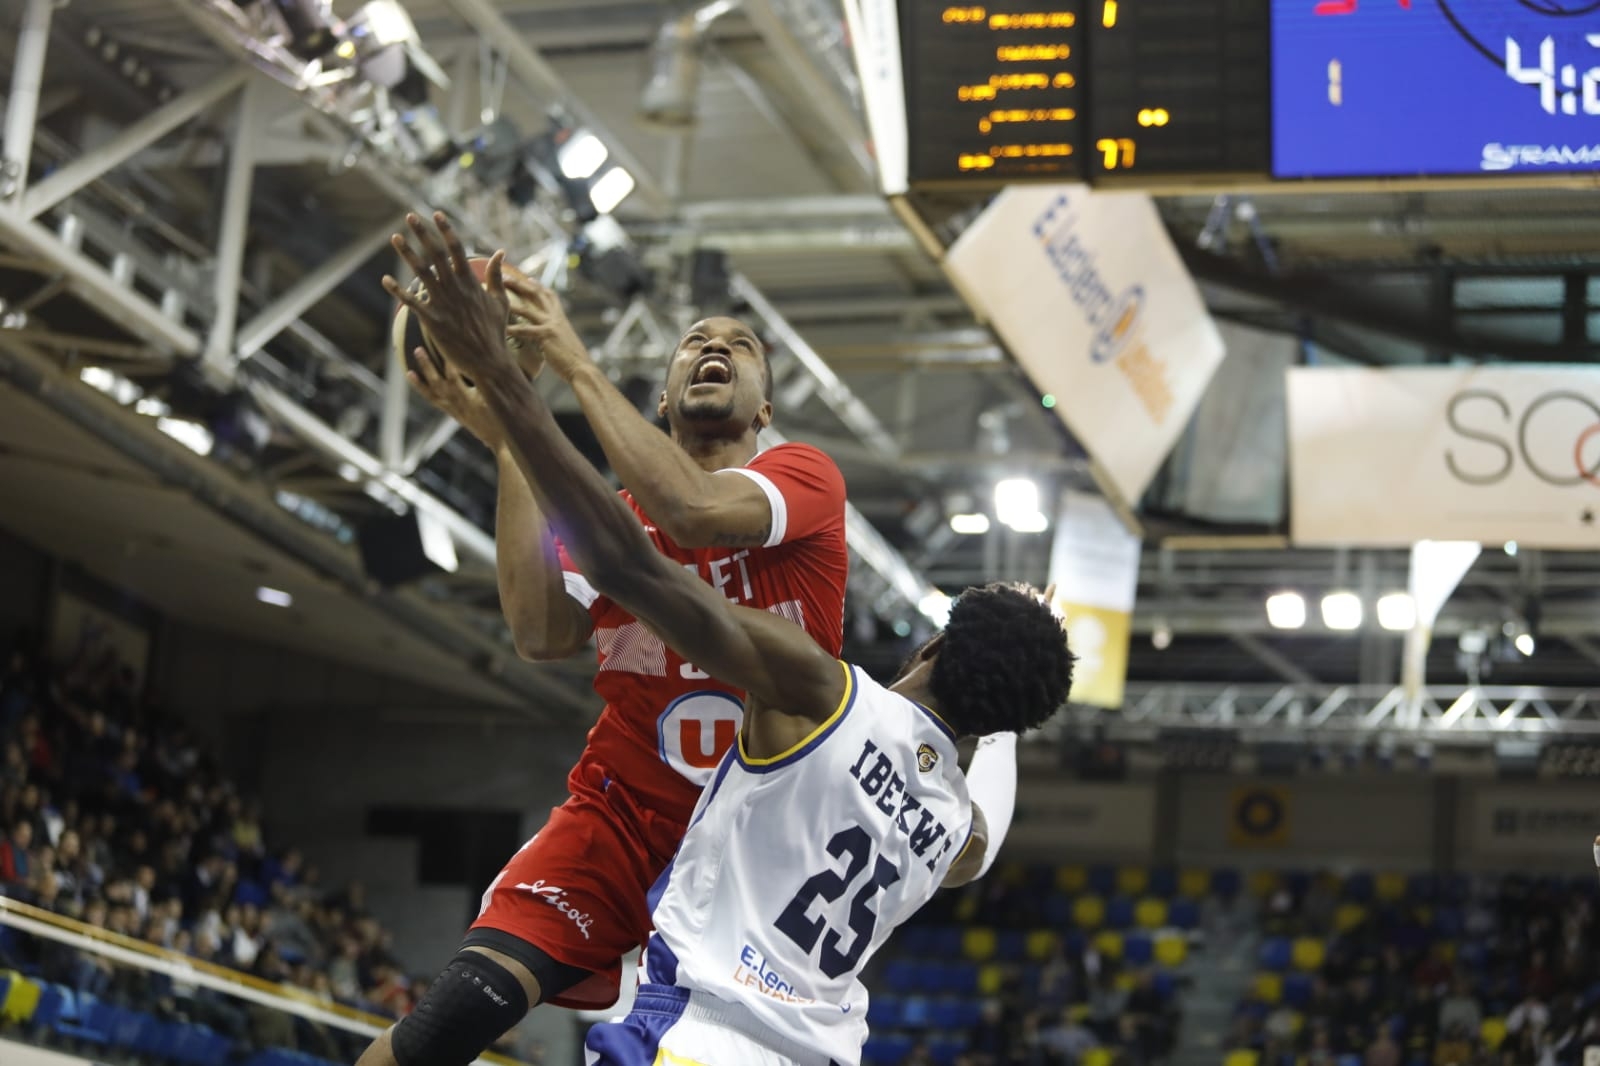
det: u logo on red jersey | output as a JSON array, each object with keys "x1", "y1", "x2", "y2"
[{"x1": 657, "y1": 690, "x2": 746, "y2": 785}]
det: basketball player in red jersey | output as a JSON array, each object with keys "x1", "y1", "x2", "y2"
[{"x1": 355, "y1": 213, "x2": 849, "y2": 1066}]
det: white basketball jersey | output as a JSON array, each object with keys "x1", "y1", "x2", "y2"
[{"x1": 640, "y1": 661, "x2": 973, "y2": 1065}]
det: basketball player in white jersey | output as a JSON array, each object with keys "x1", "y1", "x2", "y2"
[{"x1": 385, "y1": 249, "x2": 1076, "y2": 1066}]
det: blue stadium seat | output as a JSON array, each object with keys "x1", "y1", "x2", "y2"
[
  {"x1": 901, "y1": 996, "x2": 935, "y2": 1028},
  {"x1": 996, "y1": 931, "x2": 1027, "y2": 961},
  {"x1": 936, "y1": 962, "x2": 979, "y2": 996},
  {"x1": 1284, "y1": 973, "x2": 1313, "y2": 1008},
  {"x1": 29, "y1": 982, "x2": 67, "y2": 1030},
  {"x1": 929, "y1": 1037, "x2": 965, "y2": 1066},
  {"x1": 1258, "y1": 937, "x2": 1292, "y2": 971},
  {"x1": 234, "y1": 879, "x2": 271, "y2": 908},
  {"x1": 1153, "y1": 970, "x2": 1177, "y2": 1002},
  {"x1": 946, "y1": 998, "x2": 983, "y2": 1028},
  {"x1": 1284, "y1": 871, "x2": 1311, "y2": 897},
  {"x1": 1212, "y1": 869, "x2": 1241, "y2": 899},
  {"x1": 884, "y1": 959, "x2": 920, "y2": 993},
  {"x1": 1043, "y1": 892, "x2": 1073, "y2": 926},
  {"x1": 866, "y1": 995, "x2": 902, "y2": 1026},
  {"x1": 862, "y1": 1034, "x2": 913, "y2": 1066},
  {"x1": 1433, "y1": 907, "x2": 1463, "y2": 937},
  {"x1": 1407, "y1": 873, "x2": 1438, "y2": 902},
  {"x1": 1168, "y1": 898, "x2": 1201, "y2": 930},
  {"x1": 900, "y1": 926, "x2": 936, "y2": 956},
  {"x1": 1063, "y1": 929, "x2": 1087, "y2": 955},
  {"x1": 1149, "y1": 867, "x2": 1178, "y2": 898},
  {"x1": 1087, "y1": 865, "x2": 1117, "y2": 897},
  {"x1": 1106, "y1": 896, "x2": 1135, "y2": 930},
  {"x1": 1124, "y1": 934, "x2": 1153, "y2": 966},
  {"x1": 1343, "y1": 873, "x2": 1374, "y2": 902}
]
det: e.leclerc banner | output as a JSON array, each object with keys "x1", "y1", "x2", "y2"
[
  {"x1": 944, "y1": 185, "x2": 1226, "y2": 506},
  {"x1": 1288, "y1": 366, "x2": 1600, "y2": 548}
]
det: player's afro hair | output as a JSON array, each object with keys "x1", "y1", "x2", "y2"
[{"x1": 929, "y1": 582, "x2": 1075, "y2": 738}]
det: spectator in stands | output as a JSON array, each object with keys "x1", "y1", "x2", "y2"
[
  {"x1": 0, "y1": 816, "x2": 32, "y2": 886},
  {"x1": 1364, "y1": 1026, "x2": 1401, "y2": 1066},
  {"x1": 1437, "y1": 974, "x2": 1482, "y2": 1037},
  {"x1": 1506, "y1": 989, "x2": 1551, "y2": 1039}
]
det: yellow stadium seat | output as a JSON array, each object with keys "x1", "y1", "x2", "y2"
[
  {"x1": 1376, "y1": 872, "x2": 1406, "y2": 901},
  {"x1": 1, "y1": 972, "x2": 41, "y2": 1024},
  {"x1": 1333, "y1": 903, "x2": 1368, "y2": 933},
  {"x1": 1291, "y1": 937, "x2": 1325, "y2": 972},
  {"x1": 1179, "y1": 868, "x2": 1210, "y2": 898},
  {"x1": 1056, "y1": 864, "x2": 1088, "y2": 893},
  {"x1": 1082, "y1": 1050, "x2": 1115, "y2": 1066},
  {"x1": 1114, "y1": 971, "x2": 1137, "y2": 992},
  {"x1": 962, "y1": 927, "x2": 998, "y2": 962},
  {"x1": 1154, "y1": 934, "x2": 1188, "y2": 967},
  {"x1": 1117, "y1": 867, "x2": 1149, "y2": 896},
  {"x1": 1480, "y1": 1017, "x2": 1508, "y2": 1051},
  {"x1": 1248, "y1": 870, "x2": 1280, "y2": 898},
  {"x1": 1135, "y1": 897, "x2": 1168, "y2": 929},
  {"x1": 1025, "y1": 930, "x2": 1059, "y2": 962},
  {"x1": 1436, "y1": 941, "x2": 1457, "y2": 963},
  {"x1": 954, "y1": 893, "x2": 979, "y2": 922},
  {"x1": 1093, "y1": 930, "x2": 1125, "y2": 960},
  {"x1": 1068, "y1": 1004, "x2": 1093, "y2": 1024},
  {"x1": 977, "y1": 963, "x2": 1006, "y2": 996},
  {"x1": 1224, "y1": 1050, "x2": 1261, "y2": 1066},
  {"x1": 997, "y1": 862, "x2": 1027, "y2": 887},
  {"x1": 1073, "y1": 895, "x2": 1106, "y2": 930},
  {"x1": 1251, "y1": 972, "x2": 1283, "y2": 1004}
]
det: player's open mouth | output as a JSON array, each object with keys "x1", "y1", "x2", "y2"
[{"x1": 689, "y1": 355, "x2": 733, "y2": 386}]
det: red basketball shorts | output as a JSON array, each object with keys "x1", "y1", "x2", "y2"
[{"x1": 469, "y1": 762, "x2": 683, "y2": 1010}]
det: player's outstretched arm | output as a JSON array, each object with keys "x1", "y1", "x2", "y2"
[
  {"x1": 504, "y1": 276, "x2": 777, "y2": 549},
  {"x1": 942, "y1": 804, "x2": 989, "y2": 888}
]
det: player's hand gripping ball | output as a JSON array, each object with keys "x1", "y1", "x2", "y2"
[{"x1": 390, "y1": 255, "x2": 540, "y2": 381}]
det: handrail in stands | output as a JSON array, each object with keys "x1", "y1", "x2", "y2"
[{"x1": 0, "y1": 895, "x2": 529, "y2": 1066}]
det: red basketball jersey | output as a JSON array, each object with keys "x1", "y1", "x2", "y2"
[{"x1": 557, "y1": 442, "x2": 848, "y2": 828}]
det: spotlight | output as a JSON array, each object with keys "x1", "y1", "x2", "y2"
[
  {"x1": 994, "y1": 477, "x2": 1049, "y2": 532},
  {"x1": 949, "y1": 513, "x2": 990, "y2": 535},
  {"x1": 558, "y1": 131, "x2": 608, "y2": 180},
  {"x1": 1265, "y1": 591, "x2": 1306, "y2": 630},
  {"x1": 1515, "y1": 632, "x2": 1536, "y2": 657},
  {"x1": 256, "y1": 587, "x2": 294, "y2": 608},
  {"x1": 589, "y1": 166, "x2": 637, "y2": 215},
  {"x1": 1376, "y1": 592, "x2": 1416, "y2": 632},
  {"x1": 1152, "y1": 622, "x2": 1172, "y2": 650},
  {"x1": 1504, "y1": 541, "x2": 1519, "y2": 557},
  {"x1": 1320, "y1": 591, "x2": 1363, "y2": 631}
]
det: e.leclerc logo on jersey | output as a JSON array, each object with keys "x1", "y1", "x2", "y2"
[{"x1": 1031, "y1": 193, "x2": 1175, "y2": 425}]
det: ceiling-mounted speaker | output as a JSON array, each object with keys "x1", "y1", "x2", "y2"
[{"x1": 357, "y1": 510, "x2": 458, "y2": 587}]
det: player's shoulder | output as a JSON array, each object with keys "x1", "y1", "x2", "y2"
[{"x1": 749, "y1": 440, "x2": 843, "y2": 475}]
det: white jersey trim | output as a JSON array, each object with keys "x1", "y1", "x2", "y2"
[
  {"x1": 724, "y1": 467, "x2": 787, "y2": 548},
  {"x1": 563, "y1": 570, "x2": 600, "y2": 609}
]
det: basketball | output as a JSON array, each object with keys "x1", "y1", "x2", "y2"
[{"x1": 390, "y1": 256, "x2": 537, "y2": 379}]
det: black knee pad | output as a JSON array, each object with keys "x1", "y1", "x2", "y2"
[{"x1": 391, "y1": 952, "x2": 530, "y2": 1066}]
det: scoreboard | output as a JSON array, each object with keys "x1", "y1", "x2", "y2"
[{"x1": 867, "y1": 0, "x2": 1600, "y2": 190}]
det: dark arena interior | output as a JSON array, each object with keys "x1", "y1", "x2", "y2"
[{"x1": 3, "y1": 2, "x2": 1600, "y2": 1065}]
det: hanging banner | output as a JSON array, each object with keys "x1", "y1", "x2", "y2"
[
  {"x1": 1288, "y1": 366, "x2": 1600, "y2": 547},
  {"x1": 1047, "y1": 490, "x2": 1142, "y2": 709},
  {"x1": 944, "y1": 185, "x2": 1227, "y2": 506}
]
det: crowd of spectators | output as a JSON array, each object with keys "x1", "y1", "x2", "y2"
[
  {"x1": 865, "y1": 869, "x2": 1185, "y2": 1066},
  {"x1": 0, "y1": 629, "x2": 495, "y2": 1061},
  {"x1": 1232, "y1": 871, "x2": 1600, "y2": 1066}
]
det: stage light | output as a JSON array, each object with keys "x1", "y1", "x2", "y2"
[
  {"x1": 1265, "y1": 591, "x2": 1306, "y2": 630},
  {"x1": 1504, "y1": 541, "x2": 1519, "y2": 557},
  {"x1": 1321, "y1": 591, "x2": 1363, "y2": 631},
  {"x1": 949, "y1": 513, "x2": 990, "y2": 535},
  {"x1": 589, "y1": 166, "x2": 636, "y2": 215},
  {"x1": 1515, "y1": 632, "x2": 1536, "y2": 656},
  {"x1": 994, "y1": 477, "x2": 1048, "y2": 531},
  {"x1": 1152, "y1": 622, "x2": 1172, "y2": 650},
  {"x1": 558, "y1": 131, "x2": 608, "y2": 180},
  {"x1": 1376, "y1": 592, "x2": 1416, "y2": 632},
  {"x1": 256, "y1": 587, "x2": 294, "y2": 608},
  {"x1": 355, "y1": 0, "x2": 416, "y2": 46},
  {"x1": 157, "y1": 417, "x2": 214, "y2": 457}
]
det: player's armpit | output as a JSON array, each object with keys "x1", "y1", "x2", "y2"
[{"x1": 941, "y1": 804, "x2": 990, "y2": 889}]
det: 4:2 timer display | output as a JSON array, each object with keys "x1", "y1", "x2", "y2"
[{"x1": 1272, "y1": 0, "x2": 1600, "y2": 179}]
